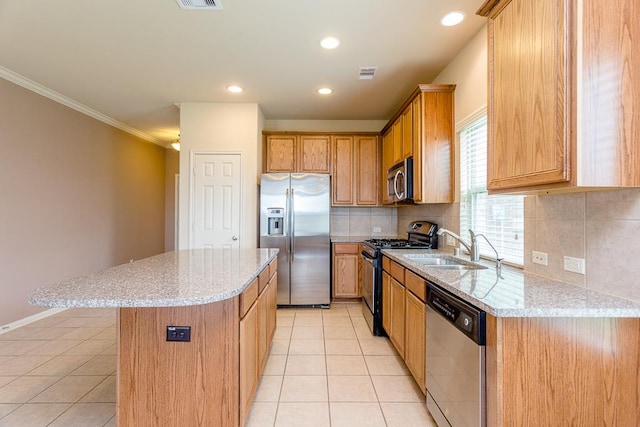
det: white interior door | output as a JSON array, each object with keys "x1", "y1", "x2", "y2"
[{"x1": 192, "y1": 153, "x2": 241, "y2": 249}]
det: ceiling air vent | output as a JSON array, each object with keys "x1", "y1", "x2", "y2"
[
  {"x1": 358, "y1": 66, "x2": 378, "y2": 80},
  {"x1": 175, "y1": 0, "x2": 222, "y2": 10}
]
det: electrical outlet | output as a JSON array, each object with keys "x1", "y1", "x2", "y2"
[
  {"x1": 532, "y1": 251, "x2": 548, "y2": 266},
  {"x1": 372, "y1": 226, "x2": 382, "y2": 233},
  {"x1": 446, "y1": 235, "x2": 456, "y2": 246},
  {"x1": 564, "y1": 256, "x2": 585, "y2": 274},
  {"x1": 166, "y1": 326, "x2": 191, "y2": 342}
]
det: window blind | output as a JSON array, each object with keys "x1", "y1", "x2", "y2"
[{"x1": 459, "y1": 115, "x2": 524, "y2": 266}]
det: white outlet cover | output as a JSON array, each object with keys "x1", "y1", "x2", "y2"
[
  {"x1": 564, "y1": 256, "x2": 585, "y2": 274},
  {"x1": 532, "y1": 251, "x2": 548, "y2": 266},
  {"x1": 446, "y1": 235, "x2": 456, "y2": 246}
]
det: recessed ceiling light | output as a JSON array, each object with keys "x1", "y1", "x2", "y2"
[
  {"x1": 318, "y1": 88, "x2": 333, "y2": 95},
  {"x1": 320, "y1": 37, "x2": 340, "y2": 49},
  {"x1": 441, "y1": 11, "x2": 465, "y2": 27},
  {"x1": 226, "y1": 85, "x2": 243, "y2": 93}
]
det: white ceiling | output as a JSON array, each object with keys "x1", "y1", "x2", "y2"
[{"x1": 0, "y1": 0, "x2": 486, "y2": 145}]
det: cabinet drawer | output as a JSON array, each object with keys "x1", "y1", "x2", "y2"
[
  {"x1": 389, "y1": 260, "x2": 405, "y2": 283},
  {"x1": 259, "y1": 267, "x2": 270, "y2": 293},
  {"x1": 240, "y1": 278, "x2": 259, "y2": 318},
  {"x1": 334, "y1": 243, "x2": 360, "y2": 254},
  {"x1": 382, "y1": 256, "x2": 391, "y2": 272},
  {"x1": 405, "y1": 270, "x2": 426, "y2": 302},
  {"x1": 269, "y1": 258, "x2": 278, "y2": 280}
]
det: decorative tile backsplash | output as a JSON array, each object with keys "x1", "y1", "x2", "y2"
[
  {"x1": 394, "y1": 189, "x2": 640, "y2": 304},
  {"x1": 330, "y1": 207, "x2": 397, "y2": 237}
]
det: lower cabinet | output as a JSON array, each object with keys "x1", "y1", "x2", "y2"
[
  {"x1": 332, "y1": 243, "x2": 361, "y2": 298},
  {"x1": 389, "y1": 277, "x2": 406, "y2": 358},
  {"x1": 381, "y1": 256, "x2": 427, "y2": 393},
  {"x1": 405, "y1": 290, "x2": 426, "y2": 391},
  {"x1": 239, "y1": 261, "x2": 277, "y2": 426}
]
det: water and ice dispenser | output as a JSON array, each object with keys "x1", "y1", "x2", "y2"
[{"x1": 266, "y1": 208, "x2": 284, "y2": 235}]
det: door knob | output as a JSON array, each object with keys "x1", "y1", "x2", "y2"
[{"x1": 232, "y1": 235, "x2": 238, "y2": 241}]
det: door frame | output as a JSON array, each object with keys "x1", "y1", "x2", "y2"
[{"x1": 189, "y1": 151, "x2": 243, "y2": 249}]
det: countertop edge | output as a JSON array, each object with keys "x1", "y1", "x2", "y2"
[
  {"x1": 28, "y1": 249, "x2": 279, "y2": 308},
  {"x1": 381, "y1": 249, "x2": 640, "y2": 318}
]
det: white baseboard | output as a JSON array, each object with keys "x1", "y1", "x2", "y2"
[{"x1": 0, "y1": 308, "x2": 68, "y2": 335}]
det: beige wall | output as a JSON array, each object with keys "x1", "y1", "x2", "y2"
[
  {"x1": 0, "y1": 78, "x2": 166, "y2": 325},
  {"x1": 164, "y1": 149, "x2": 180, "y2": 251},
  {"x1": 178, "y1": 103, "x2": 263, "y2": 249}
]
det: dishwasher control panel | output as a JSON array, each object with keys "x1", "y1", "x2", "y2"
[{"x1": 427, "y1": 283, "x2": 485, "y2": 345}]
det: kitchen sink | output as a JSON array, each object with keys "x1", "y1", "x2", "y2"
[{"x1": 402, "y1": 254, "x2": 487, "y2": 270}]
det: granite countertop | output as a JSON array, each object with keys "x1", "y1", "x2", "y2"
[
  {"x1": 29, "y1": 248, "x2": 279, "y2": 308},
  {"x1": 382, "y1": 249, "x2": 640, "y2": 318}
]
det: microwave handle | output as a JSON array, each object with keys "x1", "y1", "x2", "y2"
[{"x1": 394, "y1": 169, "x2": 405, "y2": 200}]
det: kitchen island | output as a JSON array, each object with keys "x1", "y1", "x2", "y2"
[
  {"x1": 382, "y1": 249, "x2": 640, "y2": 427},
  {"x1": 29, "y1": 248, "x2": 279, "y2": 427}
]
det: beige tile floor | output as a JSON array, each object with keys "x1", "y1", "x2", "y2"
[{"x1": 0, "y1": 302, "x2": 436, "y2": 426}]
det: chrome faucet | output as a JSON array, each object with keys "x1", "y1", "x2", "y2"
[
  {"x1": 437, "y1": 228, "x2": 478, "y2": 261},
  {"x1": 437, "y1": 228, "x2": 504, "y2": 274}
]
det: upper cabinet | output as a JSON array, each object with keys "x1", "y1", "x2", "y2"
[
  {"x1": 264, "y1": 133, "x2": 330, "y2": 173},
  {"x1": 263, "y1": 132, "x2": 378, "y2": 206},
  {"x1": 332, "y1": 135, "x2": 378, "y2": 206},
  {"x1": 478, "y1": 0, "x2": 640, "y2": 193},
  {"x1": 380, "y1": 84, "x2": 456, "y2": 204}
]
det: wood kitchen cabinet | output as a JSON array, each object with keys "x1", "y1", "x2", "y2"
[
  {"x1": 239, "y1": 260, "x2": 277, "y2": 426},
  {"x1": 486, "y1": 315, "x2": 640, "y2": 426},
  {"x1": 403, "y1": 270, "x2": 426, "y2": 392},
  {"x1": 331, "y1": 135, "x2": 379, "y2": 206},
  {"x1": 478, "y1": 0, "x2": 640, "y2": 193},
  {"x1": 263, "y1": 133, "x2": 330, "y2": 173},
  {"x1": 380, "y1": 85, "x2": 455, "y2": 203},
  {"x1": 332, "y1": 243, "x2": 361, "y2": 298},
  {"x1": 382, "y1": 257, "x2": 406, "y2": 358},
  {"x1": 380, "y1": 130, "x2": 394, "y2": 205}
]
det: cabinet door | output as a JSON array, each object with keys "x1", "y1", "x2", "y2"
[
  {"x1": 411, "y1": 96, "x2": 423, "y2": 203},
  {"x1": 380, "y1": 130, "x2": 394, "y2": 205},
  {"x1": 392, "y1": 119, "x2": 403, "y2": 165},
  {"x1": 405, "y1": 290, "x2": 426, "y2": 392},
  {"x1": 355, "y1": 136, "x2": 378, "y2": 205},
  {"x1": 258, "y1": 284, "x2": 269, "y2": 374},
  {"x1": 266, "y1": 275, "x2": 277, "y2": 344},
  {"x1": 402, "y1": 104, "x2": 413, "y2": 159},
  {"x1": 332, "y1": 136, "x2": 354, "y2": 205},
  {"x1": 486, "y1": 0, "x2": 570, "y2": 190},
  {"x1": 265, "y1": 135, "x2": 296, "y2": 172},
  {"x1": 382, "y1": 270, "x2": 391, "y2": 334},
  {"x1": 333, "y1": 243, "x2": 360, "y2": 298},
  {"x1": 298, "y1": 135, "x2": 331, "y2": 173},
  {"x1": 390, "y1": 277, "x2": 405, "y2": 358},
  {"x1": 239, "y1": 302, "x2": 258, "y2": 427}
]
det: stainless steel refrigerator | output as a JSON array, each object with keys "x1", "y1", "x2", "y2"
[{"x1": 259, "y1": 173, "x2": 330, "y2": 306}]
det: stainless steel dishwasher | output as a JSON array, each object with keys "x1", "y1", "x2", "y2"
[{"x1": 426, "y1": 283, "x2": 486, "y2": 427}]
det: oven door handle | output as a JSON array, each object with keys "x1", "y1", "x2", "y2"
[{"x1": 361, "y1": 251, "x2": 376, "y2": 262}]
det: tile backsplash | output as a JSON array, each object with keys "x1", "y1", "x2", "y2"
[
  {"x1": 330, "y1": 207, "x2": 397, "y2": 237},
  {"x1": 525, "y1": 189, "x2": 640, "y2": 303}
]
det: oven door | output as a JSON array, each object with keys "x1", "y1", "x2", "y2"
[{"x1": 361, "y1": 251, "x2": 375, "y2": 314}]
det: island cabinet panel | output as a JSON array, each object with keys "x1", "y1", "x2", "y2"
[
  {"x1": 239, "y1": 301, "x2": 258, "y2": 427},
  {"x1": 486, "y1": 315, "x2": 640, "y2": 426},
  {"x1": 117, "y1": 299, "x2": 239, "y2": 427}
]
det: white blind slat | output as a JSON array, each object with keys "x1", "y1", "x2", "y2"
[{"x1": 459, "y1": 115, "x2": 524, "y2": 265}]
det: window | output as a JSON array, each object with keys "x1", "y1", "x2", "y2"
[{"x1": 459, "y1": 114, "x2": 524, "y2": 266}]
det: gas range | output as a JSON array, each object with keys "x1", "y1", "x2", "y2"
[{"x1": 361, "y1": 220, "x2": 438, "y2": 336}]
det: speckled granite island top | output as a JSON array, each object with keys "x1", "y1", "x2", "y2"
[
  {"x1": 29, "y1": 248, "x2": 279, "y2": 308},
  {"x1": 382, "y1": 249, "x2": 640, "y2": 318}
]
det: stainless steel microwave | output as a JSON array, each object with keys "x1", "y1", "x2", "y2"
[{"x1": 386, "y1": 157, "x2": 413, "y2": 203}]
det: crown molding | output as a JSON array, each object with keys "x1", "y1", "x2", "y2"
[{"x1": 0, "y1": 66, "x2": 161, "y2": 145}]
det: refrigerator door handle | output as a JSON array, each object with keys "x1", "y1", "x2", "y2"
[{"x1": 290, "y1": 188, "x2": 295, "y2": 261}]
